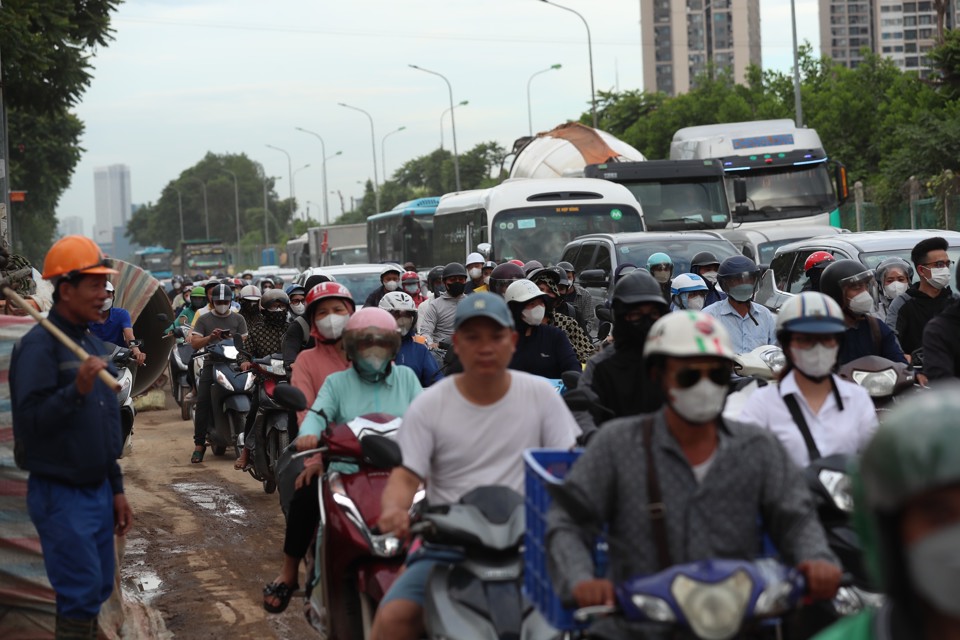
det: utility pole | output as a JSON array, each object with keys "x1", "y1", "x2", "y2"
[{"x1": 0, "y1": 3, "x2": 11, "y2": 251}]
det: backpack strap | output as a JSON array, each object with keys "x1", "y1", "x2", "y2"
[
  {"x1": 295, "y1": 315, "x2": 311, "y2": 347},
  {"x1": 866, "y1": 314, "x2": 882, "y2": 355},
  {"x1": 780, "y1": 386, "x2": 822, "y2": 461},
  {"x1": 642, "y1": 417, "x2": 672, "y2": 571}
]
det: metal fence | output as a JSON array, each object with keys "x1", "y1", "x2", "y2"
[{"x1": 839, "y1": 179, "x2": 960, "y2": 233}]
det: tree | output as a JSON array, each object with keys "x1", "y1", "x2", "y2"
[{"x1": 2, "y1": 0, "x2": 122, "y2": 263}]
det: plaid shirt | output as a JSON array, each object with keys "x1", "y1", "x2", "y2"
[{"x1": 570, "y1": 284, "x2": 598, "y2": 335}]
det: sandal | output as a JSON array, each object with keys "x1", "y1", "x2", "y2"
[
  {"x1": 263, "y1": 580, "x2": 298, "y2": 614},
  {"x1": 234, "y1": 448, "x2": 250, "y2": 471},
  {"x1": 190, "y1": 447, "x2": 205, "y2": 464}
]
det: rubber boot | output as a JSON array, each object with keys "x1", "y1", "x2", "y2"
[{"x1": 55, "y1": 615, "x2": 98, "y2": 640}]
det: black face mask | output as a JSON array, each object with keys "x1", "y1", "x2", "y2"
[
  {"x1": 446, "y1": 282, "x2": 466, "y2": 297},
  {"x1": 612, "y1": 314, "x2": 657, "y2": 350},
  {"x1": 191, "y1": 300, "x2": 206, "y2": 310}
]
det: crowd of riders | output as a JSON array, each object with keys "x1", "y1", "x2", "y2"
[{"x1": 129, "y1": 235, "x2": 960, "y2": 639}]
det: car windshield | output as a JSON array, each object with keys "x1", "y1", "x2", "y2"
[
  {"x1": 727, "y1": 163, "x2": 837, "y2": 219},
  {"x1": 617, "y1": 238, "x2": 741, "y2": 274},
  {"x1": 328, "y1": 271, "x2": 383, "y2": 304}
]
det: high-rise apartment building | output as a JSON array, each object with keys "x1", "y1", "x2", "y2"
[
  {"x1": 57, "y1": 215, "x2": 84, "y2": 238},
  {"x1": 641, "y1": 0, "x2": 762, "y2": 96},
  {"x1": 93, "y1": 164, "x2": 131, "y2": 246},
  {"x1": 820, "y1": 0, "x2": 954, "y2": 77}
]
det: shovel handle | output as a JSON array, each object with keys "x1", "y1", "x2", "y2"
[{"x1": 2, "y1": 286, "x2": 121, "y2": 392}]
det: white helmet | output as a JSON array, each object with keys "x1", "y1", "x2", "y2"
[
  {"x1": 670, "y1": 273, "x2": 709, "y2": 295},
  {"x1": 239, "y1": 284, "x2": 261, "y2": 301},
  {"x1": 775, "y1": 291, "x2": 845, "y2": 334},
  {"x1": 380, "y1": 264, "x2": 403, "y2": 277},
  {"x1": 466, "y1": 252, "x2": 485, "y2": 266},
  {"x1": 504, "y1": 279, "x2": 546, "y2": 306},
  {"x1": 643, "y1": 311, "x2": 735, "y2": 361},
  {"x1": 379, "y1": 291, "x2": 417, "y2": 312}
]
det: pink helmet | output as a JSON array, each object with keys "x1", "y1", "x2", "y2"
[
  {"x1": 345, "y1": 307, "x2": 399, "y2": 333},
  {"x1": 343, "y1": 307, "x2": 401, "y2": 362}
]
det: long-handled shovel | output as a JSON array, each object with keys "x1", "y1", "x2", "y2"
[{"x1": 2, "y1": 268, "x2": 120, "y2": 392}]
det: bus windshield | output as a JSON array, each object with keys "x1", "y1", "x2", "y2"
[
  {"x1": 728, "y1": 163, "x2": 837, "y2": 221},
  {"x1": 492, "y1": 204, "x2": 642, "y2": 262},
  {"x1": 622, "y1": 178, "x2": 729, "y2": 230},
  {"x1": 140, "y1": 253, "x2": 172, "y2": 271}
]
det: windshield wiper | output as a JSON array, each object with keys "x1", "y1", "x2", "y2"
[{"x1": 656, "y1": 217, "x2": 723, "y2": 230}]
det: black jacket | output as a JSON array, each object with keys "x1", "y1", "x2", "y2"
[
  {"x1": 922, "y1": 299, "x2": 960, "y2": 381},
  {"x1": 895, "y1": 284, "x2": 955, "y2": 355},
  {"x1": 509, "y1": 324, "x2": 579, "y2": 379}
]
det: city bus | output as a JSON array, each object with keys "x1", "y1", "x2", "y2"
[
  {"x1": 366, "y1": 196, "x2": 440, "y2": 267},
  {"x1": 135, "y1": 246, "x2": 173, "y2": 279},
  {"x1": 669, "y1": 119, "x2": 848, "y2": 228},
  {"x1": 431, "y1": 178, "x2": 645, "y2": 265}
]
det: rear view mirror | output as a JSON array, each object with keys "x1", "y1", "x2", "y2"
[
  {"x1": 733, "y1": 178, "x2": 747, "y2": 204},
  {"x1": 561, "y1": 370, "x2": 581, "y2": 391},
  {"x1": 595, "y1": 305, "x2": 612, "y2": 323},
  {"x1": 361, "y1": 434, "x2": 403, "y2": 469},
  {"x1": 272, "y1": 384, "x2": 307, "y2": 412},
  {"x1": 597, "y1": 321, "x2": 612, "y2": 342},
  {"x1": 579, "y1": 269, "x2": 608, "y2": 288}
]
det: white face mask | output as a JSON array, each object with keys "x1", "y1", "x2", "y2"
[
  {"x1": 468, "y1": 267, "x2": 482, "y2": 280},
  {"x1": 653, "y1": 270, "x2": 671, "y2": 284},
  {"x1": 685, "y1": 295, "x2": 705, "y2": 311},
  {"x1": 213, "y1": 303, "x2": 231, "y2": 316},
  {"x1": 907, "y1": 521, "x2": 960, "y2": 617},
  {"x1": 790, "y1": 343, "x2": 839, "y2": 379},
  {"x1": 315, "y1": 313, "x2": 349, "y2": 340},
  {"x1": 847, "y1": 291, "x2": 874, "y2": 315},
  {"x1": 290, "y1": 303, "x2": 306, "y2": 316},
  {"x1": 668, "y1": 377, "x2": 728, "y2": 424},
  {"x1": 396, "y1": 317, "x2": 414, "y2": 336},
  {"x1": 701, "y1": 271, "x2": 718, "y2": 285},
  {"x1": 483, "y1": 275, "x2": 491, "y2": 285},
  {"x1": 925, "y1": 266, "x2": 951, "y2": 290},
  {"x1": 384, "y1": 280, "x2": 400, "y2": 292},
  {"x1": 101, "y1": 298, "x2": 114, "y2": 312},
  {"x1": 883, "y1": 281, "x2": 908, "y2": 300},
  {"x1": 522, "y1": 305, "x2": 546, "y2": 327}
]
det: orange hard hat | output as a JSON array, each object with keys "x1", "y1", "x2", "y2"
[{"x1": 42, "y1": 235, "x2": 118, "y2": 280}]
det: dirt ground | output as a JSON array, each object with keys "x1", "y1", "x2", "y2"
[{"x1": 120, "y1": 394, "x2": 316, "y2": 639}]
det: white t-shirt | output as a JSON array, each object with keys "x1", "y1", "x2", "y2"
[
  {"x1": 737, "y1": 371, "x2": 879, "y2": 468},
  {"x1": 398, "y1": 371, "x2": 580, "y2": 504}
]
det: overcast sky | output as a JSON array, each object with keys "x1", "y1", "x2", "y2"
[{"x1": 54, "y1": 0, "x2": 821, "y2": 238}]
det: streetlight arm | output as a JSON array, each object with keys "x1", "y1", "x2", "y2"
[
  {"x1": 409, "y1": 65, "x2": 461, "y2": 191},
  {"x1": 540, "y1": 1, "x2": 597, "y2": 129},
  {"x1": 338, "y1": 103, "x2": 380, "y2": 211}
]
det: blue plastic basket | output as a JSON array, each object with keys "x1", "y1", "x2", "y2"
[{"x1": 523, "y1": 448, "x2": 593, "y2": 631}]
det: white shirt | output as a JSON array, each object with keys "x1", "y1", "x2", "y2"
[
  {"x1": 702, "y1": 298, "x2": 778, "y2": 354},
  {"x1": 736, "y1": 371, "x2": 878, "y2": 468}
]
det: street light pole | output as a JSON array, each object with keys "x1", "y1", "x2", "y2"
[
  {"x1": 220, "y1": 168, "x2": 241, "y2": 250},
  {"x1": 323, "y1": 152, "x2": 342, "y2": 225},
  {"x1": 293, "y1": 164, "x2": 311, "y2": 220},
  {"x1": 180, "y1": 176, "x2": 209, "y2": 238},
  {"x1": 337, "y1": 103, "x2": 381, "y2": 212},
  {"x1": 381, "y1": 126, "x2": 406, "y2": 180},
  {"x1": 440, "y1": 100, "x2": 468, "y2": 150},
  {"x1": 527, "y1": 64, "x2": 562, "y2": 135},
  {"x1": 295, "y1": 127, "x2": 334, "y2": 230},
  {"x1": 790, "y1": 0, "x2": 803, "y2": 127},
  {"x1": 266, "y1": 144, "x2": 294, "y2": 221},
  {"x1": 409, "y1": 64, "x2": 461, "y2": 191},
  {"x1": 540, "y1": 1, "x2": 597, "y2": 129},
  {"x1": 262, "y1": 175, "x2": 270, "y2": 245},
  {"x1": 171, "y1": 185, "x2": 184, "y2": 243}
]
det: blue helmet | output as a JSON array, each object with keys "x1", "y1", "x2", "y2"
[
  {"x1": 647, "y1": 252, "x2": 673, "y2": 269},
  {"x1": 718, "y1": 255, "x2": 760, "y2": 280},
  {"x1": 670, "y1": 273, "x2": 708, "y2": 295}
]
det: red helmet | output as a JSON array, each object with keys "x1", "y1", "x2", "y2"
[
  {"x1": 305, "y1": 282, "x2": 355, "y2": 316},
  {"x1": 401, "y1": 270, "x2": 419, "y2": 283},
  {"x1": 508, "y1": 259, "x2": 525, "y2": 267},
  {"x1": 804, "y1": 251, "x2": 835, "y2": 273}
]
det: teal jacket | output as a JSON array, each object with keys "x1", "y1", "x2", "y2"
[{"x1": 299, "y1": 364, "x2": 422, "y2": 438}]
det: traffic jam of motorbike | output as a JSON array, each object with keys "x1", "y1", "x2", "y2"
[{"x1": 7, "y1": 227, "x2": 960, "y2": 640}]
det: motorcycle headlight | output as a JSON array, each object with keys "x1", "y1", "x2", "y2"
[
  {"x1": 671, "y1": 570, "x2": 753, "y2": 640},
  {"x1": 818, "y1": 469, "x2": 854, "y2": 513},
  {"x1": 759, "y1": 348, "x2": 786, "y2": 373},
  {"x1": 215, "y1": 368, "x2": 233, "y2": 390},
  {"x1": 243, "y1": 372, "x2": 255, "y2": 391},
  {"x1": 629, "y1": 594, "x2": 675, "y2": 623},
  {"x1": 851, "y1": 368, "x2": 897, "y2": 397}
]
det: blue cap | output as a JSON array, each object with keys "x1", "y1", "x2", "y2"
[{"x1": 454, "y1": 292, "x2": 515, "y2": 330}]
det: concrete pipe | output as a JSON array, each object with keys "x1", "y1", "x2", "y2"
[{"x1": 111, "y1": 259, "x2": 175, "y2": 396}]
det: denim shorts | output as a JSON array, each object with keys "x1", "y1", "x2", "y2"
[{"x1": 379, "y1": 544, "x2": 464, "y2": 607}]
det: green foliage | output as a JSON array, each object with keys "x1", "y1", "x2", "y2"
[
  {"x1": 125, "y1": 153, "x2": 286, "y2": 250},
  {"x1": 1, "y1": 0, "x2": 122, "y2": 263},
  {"x1": 928, "y1": 28, "x2": 960, "y2": 100}
]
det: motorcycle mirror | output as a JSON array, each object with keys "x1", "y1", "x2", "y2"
[
  {"x1": 595, "y1": 305, "x2": 613, "y2": 323},
  {"x1": 271, "y1": 385, "x2": 308, "y2": 412},
  {"x1": 561, "y1": 370, "x2": 581, "y2": 390},
  {"x1": 361, "y1": 434, "x2": 403, "y2": 469},
  {"x1": 562, "y1": 388, "x2": 592, "y2": 412},
  {"x1": 597, "y1": 321, "x2": 612, "y2": 342}
]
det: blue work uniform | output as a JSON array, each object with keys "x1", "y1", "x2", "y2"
[
  {"x1": 702, "y1": 298, "x2": 778, "y2": 354},
  {"x1": 11, "y1": 307, "x2": 124, "y2": 620}
]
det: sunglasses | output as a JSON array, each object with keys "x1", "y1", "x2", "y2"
[{"x1": 675, "y1": 366, "x2": 729, "y2": 389}]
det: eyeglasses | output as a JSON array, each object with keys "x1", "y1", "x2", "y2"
[
  {"x1": 922, "y1": 260, "x2": 953, "y2": 269},
  {"x1": 265, "y1": 302, "x2": 286, "y2": 311},
  {"x1": 675, "y1": 366, "x2": 729, "y2": 389}
]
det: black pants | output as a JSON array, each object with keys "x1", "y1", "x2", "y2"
[
  {"x1": 193, "y1": 365, "x2": 214, "y2": 446},
  {"x1": 283, "y1": 476, "x2": 319, "y2": 558}
]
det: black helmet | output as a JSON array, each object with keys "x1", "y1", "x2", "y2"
[
  {"x1": 716, "y1": 255, "x2": 760, "y2": 293},
  {"x1": 211, "y1": 284, "x2": 233, "y2": 303},
  {"x1": 527, "y1": 267, "x2": 560, "y2": 287},
  {"x1": 442, "y1": 262, "x2": 467, "y2": 279},
  {"x1": 489, "y1": 262, "x2": 525, "y2": 296},
  {"x1": 556, "y1": 260, "x2": 575, "y2": 273},
  {"x1": 690, "y1": 251, "x2": 720, "y2": 273},
  {"x1": 612, "y1": 270, "x2": 669, "y2": 308},
  {"x1": 522, "y1": 260, "x2": 543, "y2": 276},
  {"x1": 426, "y1": 266, "x2": 445, "y2": 291},
  {"x1": 820, "y1": 259, "x2": 874, "y2": 309},
  {"x1": 260, "y1": 288, "x2": 290, "y2": 310}
]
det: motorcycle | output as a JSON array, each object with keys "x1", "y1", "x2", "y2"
[
  {"x1": 412, "y1": 485, "x2": 559, "y2": 640},
  {"x1": 167, "y1": 324, "x2": 195, "y2": 421},
  {"x1": 242, "y1": 352, "x2": 295, "y2": 494},
  {"x1": 191, "y1": 338, "x2": 254, "y2": 457},
  {"x1": 106, "y1": 342, "x2": 136, "y2": 458},
  {"x1": 837, "y1": 355, "x2": 915, "y2": 413},
  {"x1": 723, "y1": 345, "x2": 785, "y2": 423},
  {"x1": 283, "y1": 412, "x2": 414, "y2": 640}
]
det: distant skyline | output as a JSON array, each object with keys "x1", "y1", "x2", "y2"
[{"x1": 50, "y1": 0, "x2": 822, "y2": 243}]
